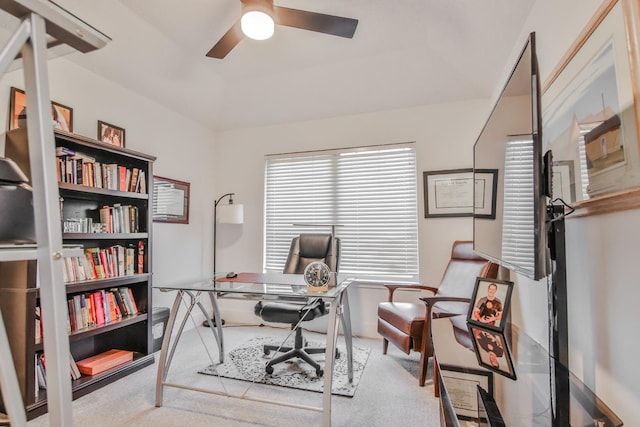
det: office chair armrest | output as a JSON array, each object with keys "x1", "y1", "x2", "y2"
[{"x1": 384, "y1": 284, "x2": 439, "y2": 301}]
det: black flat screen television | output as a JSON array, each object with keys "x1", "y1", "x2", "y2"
[{"x1": 473, "y1": 33, "x2": 549, "y2": 280}]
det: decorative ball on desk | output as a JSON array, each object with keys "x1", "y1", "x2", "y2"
[{"x1": 303, "y1": 261, "x2": 331, "y2": 292}]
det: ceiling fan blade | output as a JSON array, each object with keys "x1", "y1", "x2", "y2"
[
  {"x1": 206, "y1": 20, "x2": 244, "y2": 59},
  {"x1": 274, "y1": 6, "x2": 358, "y2": 38}
]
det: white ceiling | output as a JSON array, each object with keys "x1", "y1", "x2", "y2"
[{"x1": 7, "y1": 0, "x2": 537, "y2": 131}]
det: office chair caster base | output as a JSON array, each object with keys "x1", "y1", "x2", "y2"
[{"x1": 265, "y1": 364, "x2": 274, "y2": 374}]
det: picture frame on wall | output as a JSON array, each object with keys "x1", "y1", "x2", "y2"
[
  {"x1": 98, "y1": 120, "x2": 126, "y2": 148},
  {"x1": 424, "y1": 168, "x2": 498, "y2": 219},
  {"x1": 424, "y1": 168, "x2": 474, "y2": 218},
  {"x1": 152, "y1": 176, "x2": 190, "y2": 224},
  {"x1": 467, "y1": 277, "x2": 514, "y2": 332},
  {"x1": 468, "y1": 324, "x2": 517, "y2": 380},
  {"x1": 8, "y1": 87, "x2": 73, "y2": 132},
  {"x1": 542, "y1": 0, "x2": 640, "y2": 215}
]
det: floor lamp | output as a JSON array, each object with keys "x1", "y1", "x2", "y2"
[{"x1": 204, "y1": 192, "x2": 244, "y2": 327}]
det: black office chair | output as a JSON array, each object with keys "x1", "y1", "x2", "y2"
[{"x1": 254, "y1": 233, "x2": 340, "y2": 376}]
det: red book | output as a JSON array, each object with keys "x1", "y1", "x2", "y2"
[
  {"x1": 118, "y1": 166, "x2": 127, "y2": 191},
  {"x1": 77, "y1": 350, "x2": 133, "y2": 376},
  {"x1": 99, "y1": 250, "x2": 110, "y2": 278},
  {"x1": 92, "y1": 292, "x2": 105, "y2": 325},
  {"x1": 137, "y1": 241, "x2": 144, "y2": 274},
  {"x1": 106, "y1": 292, "x2": 120, "y2": 320}
]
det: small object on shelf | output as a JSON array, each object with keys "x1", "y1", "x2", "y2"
[
  {"x1": 76, "y1": 349, "x2": 133, "y2": 376},
  {"x1": 225, "y1": 271, "x2": 237, "y2": 278}
]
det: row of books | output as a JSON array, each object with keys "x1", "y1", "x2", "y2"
[
  {"x1": 99, "y1": 203, "x2": 140, "y2": 233},
  {"x1": 66, "y1": 287, "x2": 139, "y2": 333},
  {"x1": 61, "y1": 203, "x2": 141, "y2": 234},
  {"x1": 56, "y1": 146, "x2": 147, "y2": 194},
  {"x1": 62, "y1": 241, "x2": 145, "y2": 283},
  {"x1": 34, "y1": 351, "x2": 83, "y2": 396}
]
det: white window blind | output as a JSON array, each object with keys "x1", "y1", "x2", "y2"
[
  {"x1": 501, "y1": 138, "x2": 535, "y2": 272},
  {"x1": 264, "y1": 144, "x2": 419, "y2": 280}
]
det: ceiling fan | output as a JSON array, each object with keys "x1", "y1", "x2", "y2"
[{"x1": 206, "y1": 0, "x2": 359, "y2": 59}]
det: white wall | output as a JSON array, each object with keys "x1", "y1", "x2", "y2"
[
  {"x1": 213, "y1": 100, "x2": 490, "y2": 336},
  {"x1": 0, "y1": 57, "x2": 217, "y2": 311}
]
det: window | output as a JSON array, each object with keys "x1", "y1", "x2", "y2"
[{"x1": 264, "y1": 143, "x2": 419, "y2": 280}]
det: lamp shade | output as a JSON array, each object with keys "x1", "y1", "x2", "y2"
[{"x1": 217, "y1": 203, "x2": 244, "y2": 224}]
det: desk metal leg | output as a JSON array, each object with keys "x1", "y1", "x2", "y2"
[
  {"x1": 339, "y1": 290, "x2": 353, "y2": 382},
  {"x1": 322, "y1": 295, "x2": 342, "y2": 427},
  {"x1": 207, "y1": 291, "x2": 224, "y2": 363},
  {"x1": 156, "y1": 290, "x2": 183, "y2": 407}
]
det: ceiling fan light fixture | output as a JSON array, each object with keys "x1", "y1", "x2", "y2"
[{"x1": 241, "y1": 10, "x2": 274, "y2": 40}]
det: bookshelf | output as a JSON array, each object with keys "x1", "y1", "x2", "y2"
[{"x1": 0, "y1": 128, "x2": 156, "y2": 420}]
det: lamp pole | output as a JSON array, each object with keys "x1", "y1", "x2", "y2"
[
  {"x1": 213, "y1": 192, "x2": 235, "y2": 276},
  {"x1": 205, "y1": 192, "x2": 236, "y2": 328}
]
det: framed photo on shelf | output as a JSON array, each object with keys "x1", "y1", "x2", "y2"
[
  {"x1": 473, "y1": 169, "x2": 498, "y2": 219},
  {"x1": 542, "y1": 0, "x2": 640, "y2": 214},
  {"x1": 468, "y1": 324, "x2": 517, "y2": 380},
  {"x1": 8, "y1": 87, "x2": 73, "y2": 132},
  {"x1": 152, "y1": 176, "x2": 190, "y2": 224},
  {"x1": 439, "y1": 364, "x2": 493, "y2": 421},
  {"x1": 98, "y1": 120, "x2": 126, "y2": 147},
  {"x1": 467, "y1": 277, "x2": 513, "y2": 332}
]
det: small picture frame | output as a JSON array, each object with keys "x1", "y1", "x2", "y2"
[
  {"x1": 152, "y1": 176, "x2": 190, "y2": 224},
  {"x1": 467, "y1": 277, "x2": 513, "y2": 332},
  {"x1": 98, "y1": 120, "x2": 125, "y2": 148},
  {"x1": 8, "y1": 87, "x2": 73, "y2": 132},
  {"x1": 469, "y1": 324, "x2": 516, "y2": 380},
  {"x1": 439, "y1": 364, "x2": 493, "y2": 421}
]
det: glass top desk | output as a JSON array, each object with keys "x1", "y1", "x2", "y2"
[
  {"x1": 153, "y1": 273, "x2": 355, "y2": 427},
  {"x1": 431, "y1": 315, "x2": 623, "y2": 426}
]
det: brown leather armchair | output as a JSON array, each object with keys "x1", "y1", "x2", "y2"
[{"x1": 377, "y1": 240, "x2": 499, "y2": 386}]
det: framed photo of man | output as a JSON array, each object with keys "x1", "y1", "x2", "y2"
[{"x1": 467, "y1": 277, "x2": 513, "y2": 332}]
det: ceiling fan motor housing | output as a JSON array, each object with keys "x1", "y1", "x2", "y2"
[{"x1": 241, "y1": 0, "x2": 274, "y2": 16}]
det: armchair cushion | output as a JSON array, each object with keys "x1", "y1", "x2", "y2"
[{"x1": 377, "y1": 302, "x2": 426, "y2": 353}]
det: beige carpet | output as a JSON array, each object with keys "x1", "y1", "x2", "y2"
[{"x1": 25, "y1": 325, "x2": 440, "y2": 427}]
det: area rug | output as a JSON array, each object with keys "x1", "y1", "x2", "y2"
[{"x1": 199, "y1": 336, "x2": 371, "y2": 397}]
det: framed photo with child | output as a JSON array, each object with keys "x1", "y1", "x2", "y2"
[
  {"x1": 467, "y1": 277, "x2": 513, "y2": 332},
  {"x1": 469, "y1": 324, "x2": 517, "y2": 380}
]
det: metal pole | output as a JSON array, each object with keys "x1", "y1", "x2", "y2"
[
  {"x1": 213, "y1": 192, "x2": 234, "y2": 276},
  {"x1": 21, "y1": 13, "x2": 73, "y2": 426}
]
